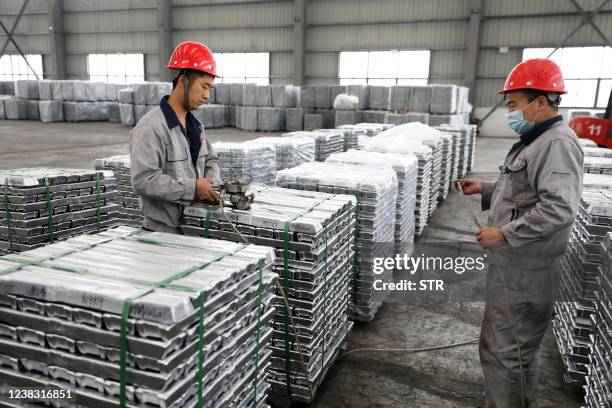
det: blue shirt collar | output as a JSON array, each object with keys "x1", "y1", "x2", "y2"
[
  {"x1": 519, "y1": 115, "x2": 563, "y2": 146},
  {"x1": 160, "y1": 95, "x2": 201, "y2": 132}
]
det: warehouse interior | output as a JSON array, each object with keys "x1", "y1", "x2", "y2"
[{"x1": 0, "y1": 1, "x2": 611, "y2": 407}]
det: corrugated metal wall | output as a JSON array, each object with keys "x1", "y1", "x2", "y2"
[{"x1": 1, "y1": 0, "x2": 611, "y2": 104}]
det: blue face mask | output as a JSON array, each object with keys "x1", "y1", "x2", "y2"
[{"x1": 505, "y1": 102, "x2": 536, "y2": 135}]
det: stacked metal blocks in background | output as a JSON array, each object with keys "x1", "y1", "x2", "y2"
[
  {"x1": 0, "y1": 168, "x2": 119, "y2": 254},
  {"x1": 283, "y1": 130, "x2": 345, "y2": 162},
  {"x1": 275, "y1": 162, "x2": 397, "y2": 322},
  {"x1": 181, "y1": 187, "x2": 355, "y2": 403},
  {"x1": 212, "y1": 142, "x2": 277, "y2": 186},
  {"x1": 95, "y1": 155, "x2": 143, "y2": 227},
  {"x1": 326, "y1": 150, "x2": 418, "y2": 256},
  {"x1": 250, "y1": 136, "x2": 316, "y2": 171}
]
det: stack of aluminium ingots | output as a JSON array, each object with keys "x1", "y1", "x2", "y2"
[
  {"x1": 366, "y1": 134, "x2": 433, "y2": 237},
  {"x1": 0, "y1": 168, "x2": 119, "y2": 255},
  {"x1": 180, "y1": 186, "x2": 356, "y2": 403},
  {"x1": 438, "y1": 124, "x2": 474, "y2": 177},
  {"x1": 283, "y1": 130, "x2": 345, "y2": 162},
  {"x1": 327, "y1": 126, "x2": 361, "y2": 151},
  {"x1": 554, "y1": 188, "x2": 612, "y2": 385},
  {"x1": 326, "y1": 149, "x2": 418, "y2": 257},
  {"x1": 212, "y1": 142, "x2": 277, "y2": 185},
  {"x1": 95, "y1": 155, "x2": 143, "y2": 227},
  {"x1": 584, "y1": 231, "x2": 612, "y2": 407},
  {"x1": 435, "y1": 127, "x2": 462, "y2": 187},
  {"x1": 583, "y1": 155, "x2": 612, "y2": 175},
  {"x1": 249, "y1": 136, "x2": 316, "y2": 171},
  {"x1": 581, "y1": 146, "x2": 612, "y2": 158},
  {"x1": 0, "y1": 226, "x2": 277, "y2": 407},
  {"x1": 275, "y1": 162, "x2": 397, "y2": 322}
]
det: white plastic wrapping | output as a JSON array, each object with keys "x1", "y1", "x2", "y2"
[{"x1": 333, "y1": 94, "x2": 359, "y2": 111}]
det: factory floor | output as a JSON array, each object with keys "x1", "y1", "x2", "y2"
[{"x1": 0, "y1": 121, "x2": 584, "y2": 407}]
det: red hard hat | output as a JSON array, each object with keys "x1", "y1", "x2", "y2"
[
  {"x1": 498, "y1": 58, "x2": 566, "y2": 94},
  {"x1": 167, "y1": 41, "x2": 218, "y2": 77}
]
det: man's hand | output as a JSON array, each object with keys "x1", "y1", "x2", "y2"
[
  {"x1": 476, "y1": 227, "x2": 507, "y2": 248},
  {"x1": 455, "y1": 179, "x2": 483, "y2": 195},
  {"x1": 196, "y1": 178, "x2": 219, "y2": 203}
]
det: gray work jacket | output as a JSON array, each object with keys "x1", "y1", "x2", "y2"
[
  {"x1": 481, "y1": 121, "x2": 584, "y2": 268},
  {"x1": 129, "y1": 108, "x2": 220, "y2": 232}
]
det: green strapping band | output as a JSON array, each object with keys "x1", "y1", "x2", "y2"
[
  {"x1": 95, "y1": 173, "x2": 102, "y2": 232},
  {"x1": 279, "y1": 191, "x2": 338, "y2": 398},
  {"x1": 0, "y1": 229, "x2": 144, "y2": 277},
  {"x1": 119, "y1": 242, "x2": 249, "y2": 407},
  {"x1": 3, "y1": 179, "x2": 13, "y2": 252},
  {"x1": 251, "y1": 260, "x2": 264, "y2": 407},
  {"x1": 44, "y1": 177, "x2": 54, "y2": 243}
]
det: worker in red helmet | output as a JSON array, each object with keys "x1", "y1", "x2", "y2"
[
  {"x1": 129, "y1": 41, "x2": 220, "y2": 233},
  {"x1": 457, "y1": 59, "x2": 584, "y2": 407}
]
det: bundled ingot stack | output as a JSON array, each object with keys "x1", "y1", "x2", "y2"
[
  {"x1": 0, "y1": 226, "x2": 277, "y2": 407},
  {"x1": 283, "y1": 131, "x2": 345, "y2": 162},
  {"x1": 0, "y1": 168, "x2": 120, "y2": 254},
  {"x1": 250, "y1": 136, "x2": 316, "y2": 171},
  {"x1": 583, "y1": 231, "x2": 612, "y2": 407},
  {"x1": 275, "y1": 162, "x2": 397, "y2": 322},
  {"x1": 95, "y1": 155, "x2": 143, "y2": 227},
  {"x1": 326, "y1": 149, "x2": 418, "y2": 256},
  {"x1": 181, "y1": 186, "x2": 356, "y2": 403},
  {"x1": 554, "y1": 189, "x2": 612, "y2": 384},
  {"x1": 212, "y1": 142, "x2": 277, "y2": 185}
]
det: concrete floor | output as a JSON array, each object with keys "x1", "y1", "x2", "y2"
[{"x1": 0, "y1": 121, "x2": 584, "y2": 407}]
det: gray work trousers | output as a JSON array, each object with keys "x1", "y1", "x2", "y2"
[{"x1": 479, "y1": 260, "x2": 560, "y2": 408}]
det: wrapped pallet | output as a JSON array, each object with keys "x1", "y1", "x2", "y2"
[
  {"x1": 430, "y1": 84, "x2": 458, "y2": 114},
  {"x1": 14, "y1": 80, "x2": 39, "y2": 100},
  {"x1": 26, "y1": 100, "x2": 40, "y2": 120},
  {"x1": 368, "y1": 86, "x2": 389, "y2": 110},
  {"x1": 347, "y1": 85, "x2": 369, "y2": 110},
  {"x1": 299, "y1": 86, "x2": 316, "y2": 108},
  {"x1": 388, "y1": 86, "x2": 410, "y2": 111},
  {"x1": 272, "y1": 85, "x2": 298, "y2": 108},
  {"x1": 408, "y1": 85, "x2": 431, "y2": 113},
  {"x1": 4, "y1": 98, "x2": 28, "y2": 120},
  {"x1": 119, "y1": 103, "x2": 135, "y2": 127},
  {"x1": 257, "y1": 107, "x2": 286, "y2": 132},
  {"x1": 107, "y1": 102, "x2": 120, "y2": 123},
  {"x1": 38, "y1": 80, "x2": 53, "y2": 100},
  {"x1": 255, "y1": 85, "x2": 272, "y2": 107}
]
